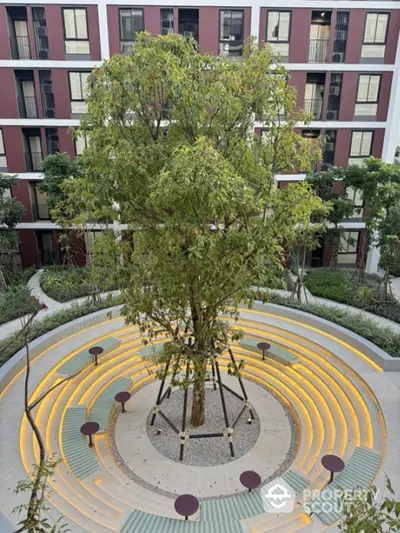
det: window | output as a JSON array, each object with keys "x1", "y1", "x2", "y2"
[
  {"x1": 161, "y1": 8, "x2": 174, "y2": 35},
  {"x1": 346, "y1": 186, "x2": 363, "y2": 218},
  {"x1": 338, "y1": 231, "x2": 359, "y2": 264},
  {"x1": 63, "y1": 8, "x2": 90, "y2": 55},
  {"x1": 361, "y1": 13, "x2": 388, "y2": 59},
  {"x1": 266, "y1": 11, "x2": 291, "y2": 57},
  {"x1": 0, "y1": 129, "x2": 7, "y2": 169},
  {"x1": 363, "y1": 13, "x2": 388, "y2": 44},
  {"x1": 355, "y1": 74, "x2": 380, "y2": 117},
  {"x1": 69, "y1": 72, "x2": 90, "y2": 114},
  {"x1": 349, "y1": 131, "x2": 373, "y2": 165},
  {"x1": 219, "y1": 10, "x2": 244, "y2": 57},
  {"x1": 75, "y1": 133, "x2": 88, "y2": 156},
  {"x1": 119, "y1": 8, "x2": 144, "y2": 54}
]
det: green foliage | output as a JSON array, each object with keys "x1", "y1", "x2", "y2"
[
  {"x1": 40, "y1": 153, "x2": 82, "y2": 209},
  {"x1": 0, "y1": 285, "x2": 40, "y2": 326},
  {"x1": 13, "y1": 457, "x2": 70, "y2": 533},
  {"x1": 268, "y1": 293, "x2": 400, "y2": 358},
  {"x1": 0, "y1": 296, "x2": 121, "y2": 367},
  {"x1": 40, "y1": 266, "x2": 119, "y2": 302},
  {"x1": 52, "y1": 33, "x2": 327, "y2": 424},
  {"x1": 2, "y1": 265, "x2": 36, "y2": 287},
  {"x1": 0, "y1": 175, "x2": 25, "y2": 283},
  {"x1": 304, "y1": 268, "x2": 400, "y2": 323},
  {"x1": 339, "y1": 477, "x2": 400, "y2": 532}
]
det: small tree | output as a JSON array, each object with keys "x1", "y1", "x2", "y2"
[
  {"x1": 306, "y1": 168, "x2": 354, "y2": 270},
  {"x1": 277, "y1": 182, "x2": 330, "y2": 302},
  {"x1": 343, "y1": 158, "x2": 400, "y2": 281},
  {"x1": 0, "y1": 175, "x2": 25, "y2": 290},
  {"x1": 54, "y1": 34, "x2": 326, "y2": 427},
  {"x1": 339, "y1": 478, "x2": 400, "y2": 533},
  {"x1": 11, "y1": 311, "x2": 80, "y2": 533}
]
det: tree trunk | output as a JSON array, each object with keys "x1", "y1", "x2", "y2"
[{"x1": 191, "y1": 375, "x2": 205, "y2": 427}]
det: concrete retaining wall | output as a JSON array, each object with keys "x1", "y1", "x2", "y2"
[
  {"x1": 253, "y1": 301, "x2": 400, "y2": 371},
  {"x1": 0, "y1": 306, "x2": 123, "y2": 395}
]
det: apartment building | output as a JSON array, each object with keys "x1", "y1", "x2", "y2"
[{"x1": 0, "y1": 1, "x2": 399, "y2": 270}]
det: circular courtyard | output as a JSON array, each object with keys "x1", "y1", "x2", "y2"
[{"x1": 0, "y1": 301, "x2": 399, "y2": 533}]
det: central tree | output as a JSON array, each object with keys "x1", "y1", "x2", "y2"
[{"x1": 64, "y1": 34, "x2": 325, "y2": 426}]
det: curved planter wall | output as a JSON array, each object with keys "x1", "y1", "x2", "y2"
[{"x1": 1, "y1": 302, "x2": 399, "y2": 396}]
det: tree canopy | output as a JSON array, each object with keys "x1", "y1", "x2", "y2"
[{"x1": 57, "y1": 33, "x2": 327, "y2": 425}]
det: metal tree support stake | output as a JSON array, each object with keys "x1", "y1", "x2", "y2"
[{"x1": 150, "y1": 342, "x2": 253, "y2": 461}]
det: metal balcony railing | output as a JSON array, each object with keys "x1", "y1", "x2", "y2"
[
  {"x1": 32, "y1": 202, "x2": 50, "y2": 220},
  {"x1": 17, "y1": 96, "x2": 38, "y2": 118},
  {"x1": 25, "y1": 151, "x2": 43, "y2": 172},
  {"x1": 304, "y1": 98, "x2": 323, "y2": 120},
  {"x1": 308, "y1": 39, "x2": 329, "y2": 63},
  {"x1": 9, "y1": 35, "x2": 31, "y2": 59}
]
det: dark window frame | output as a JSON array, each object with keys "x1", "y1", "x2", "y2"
[
  {"x1": 349, "y1": 130, "x2": 374, "y2": 159},
  {"x1": 160, "y1": 8, "x2": 174, "y2": 36},
  {"x1": 119, "y1": 7, "x2": 144, "y2": 43},
  {"x1": 362, "y1": 12, "x2": 390, "y2": 45},
  {"x1": 218, "y1": 9, "x2": 245, "y2": 56},
  {"x1": 62, "y1": 7, "x2": 89, "y2": 43},
  {"x1": 74, "y1": 131, "x2": 88, "y2": 156},
  {"x1": 338, "y1": 231, "x2": 360, "y2": 255},
  {"x1": 0, "y1": 128, "x2": 7, "y2": 161},
  {"x1": 355, "y1": 73, "x2": 381, "y2": 104},
  {"x1": 68, "y1": 71, "x2": 90, "y2": 111},
  {"x1": 266, "y1": 10, "x2": 292, "y2": 44}
]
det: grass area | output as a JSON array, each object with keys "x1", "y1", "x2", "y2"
[
  {"x1": 0, "y1": 296, "x2": 122, "y2": 367},
  {"x1": 304, "y1": 268, "x2": 400, "y2": 324},
  {"x1": 0, "y1": 266, "x2": 40, "y2": 326},
  {"x1": 268, "y1": 293, "x2": 400, "y2": 359}
]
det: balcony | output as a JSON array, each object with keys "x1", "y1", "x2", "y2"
[
  {"x1": 25, "y1": 152, "x2": 43, "y2": 172},
  {"x1": 9, "y1": 35, "x2": 31, "y2": 59},
  {"x1": 308, "y1": 39, "x2": 329, "y2": 63},
  {"x1": 304, "y1": 98, "x2": 323, "y2": 120},
  {"x1": 18, "y1": 96, "x2": 38, "y2": 118},
  {"x1": 32, "y1": 202, "x2": 50, "y2": 220}
]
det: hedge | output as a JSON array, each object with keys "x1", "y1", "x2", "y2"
[
  {"x1": 0, "y1": 296, "x2": 122, "y2": 367},
  {"x1": 304, "y1": 269, "x2": 400, "y2": 324},
  {"x1": 268, "y1": 293, "x2": 400, "y2": 359},
  {"x1": 0, "y1": 285, "x2": 41, "y2": 326}
]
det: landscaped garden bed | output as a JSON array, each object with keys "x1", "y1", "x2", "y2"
[
  {"x1": 0, "y1": 266, "x2": 40, "y2": 326},
  {"x1": 304, "y1": 268, "x2": 400, "y2": 324}
]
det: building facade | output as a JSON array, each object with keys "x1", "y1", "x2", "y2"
[{"x1": 0, "y1": 0, "x2": 399, "y2": 269}]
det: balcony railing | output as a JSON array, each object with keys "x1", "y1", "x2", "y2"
[
  {"x1": 304, "y1": 98, "x2": 323, "y2": 120},
  {"x1": 9, "y1": 35, "x2": 31, "y2": 59},
  {"x1": 25, "y1": 151, "x2": 43, "y2": 172},
  {"x1": 18, "y1": 96, "x2": 38, "y2": 118},
  {"x1": 32, "y1": 202, "x2": 50, "y2": 220},
  {"x1": 308, "y1": 39, "x2": 329, "y2": 63}
]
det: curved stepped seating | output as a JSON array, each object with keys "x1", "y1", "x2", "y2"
[
  {"x1": 61, "y1": 406, "x2": 99, "y2": 479},
  {"x1": 138, "y1": 342, "x2": 165, "y2": 361},
  {"x1": 260, "y1": 471, "x2": 310, "y2": 514},
  {"x1": 88, "y1": 376, "x2": 132, "y2": 432},
  {"x1": 239, "y1": 337, "x2": 298, "y2": 366},
  {"x1": 57, "y1": 336, "x2": 121, "y2": 376},
  {"x1": 121, "y1": 510, "x2": 243, "y2": 533},
  {"x1": 306, "y1": 446, "x2": 381, "y2": 525},
  {"x1": 201, "y1": 490, "x2": 264, "y2": 522}
]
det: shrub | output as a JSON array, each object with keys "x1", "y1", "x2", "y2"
[
  {"x1": 305, "y1": 268, "x2": 400, "y2": 324},
  {"x1": 40, "y1": 266, "x2": 118, "y2": 302},
  {"x1": 2, "y1": 265, "x2": 36, "y2": 287},
  {"x1": 0, "y1": 296, "x2": 122, "y2": 367},
  {"x1": 267, "y1": 293, "x2": 400, "y2": 359},
  {"x1": 0, "y1": 285, "x2": 41, "y2": 326}
]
